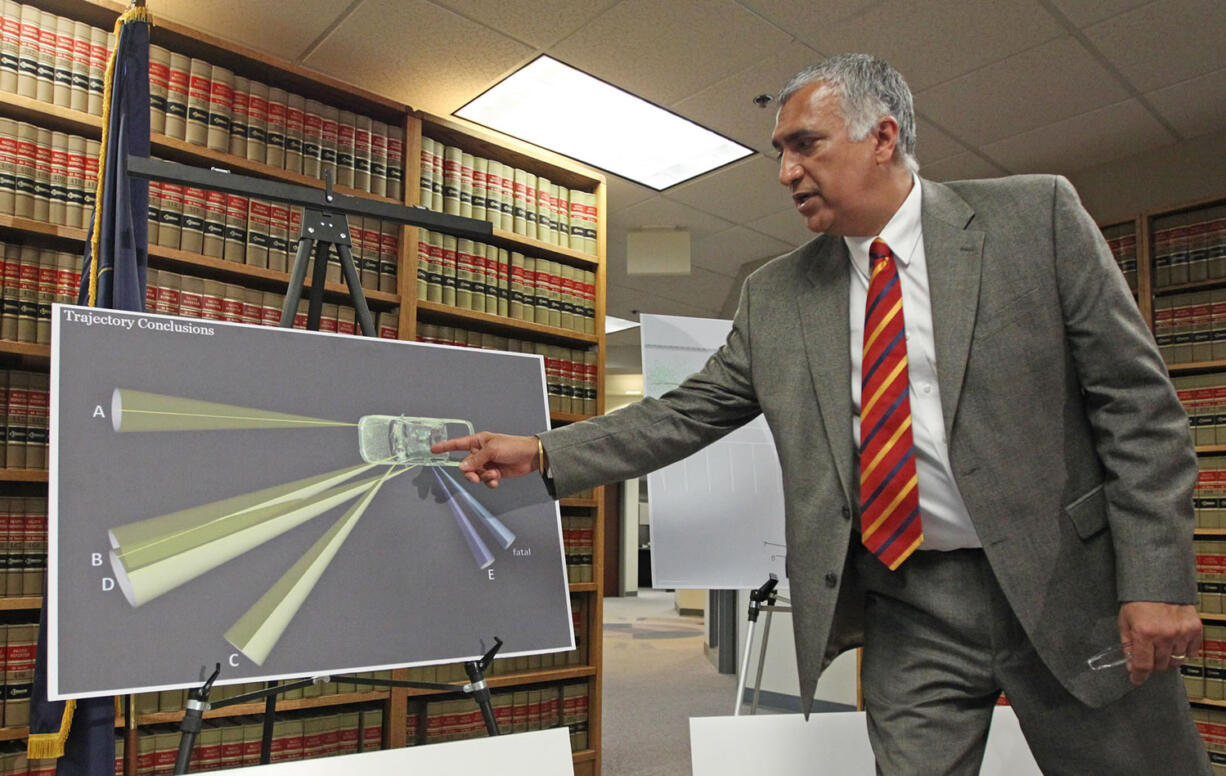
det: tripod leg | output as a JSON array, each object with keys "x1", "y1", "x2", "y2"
[
  {"x1": 281, "y1": 237, "x2": 315, "y2": 327},
  {"x1": 464, "y1": 660, "x2": 500, "y2": 736},
  {"x1": 334, "y1": 241, "x2": 376, "y2": 337},
  {"x1": 260, "y1": 691, "x2": 276, "y2": 764},
  {"x1": 734, "y1": 618, "x2": 757, "y2": 716},
  {"x1": 306, "y1": 240, "x2": 330, "y2": 330},
  {"x1": 751, "y1": 607, "x2": 774, "y2": 714}
]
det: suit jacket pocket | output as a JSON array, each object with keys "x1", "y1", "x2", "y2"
[
  {"x1": 975, "y1": 286, "x2": 1042, "y2": 342},
  {"x1": 1064, "y1": 483, "x2": 1107, "y2": 539}
]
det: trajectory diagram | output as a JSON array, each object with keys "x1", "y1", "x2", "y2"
[{"x1": 103, "y1": 388, "x2": 513, "y2": 665}]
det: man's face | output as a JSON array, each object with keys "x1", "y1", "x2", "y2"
[{"x1": 771, "y1": 82, "x2": 883, "y2": 237}]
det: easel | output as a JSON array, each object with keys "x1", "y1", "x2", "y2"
[
  {"x1": 733, "y1": 574, "x2": 792, "y2": 716},
  {"x1": 124, "y1": 154, "x2": 507, "y2": 773}
]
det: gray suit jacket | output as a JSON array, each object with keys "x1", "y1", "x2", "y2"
[{"x1": 542, "y1": 175, "x2": 1197, "y2": 711}]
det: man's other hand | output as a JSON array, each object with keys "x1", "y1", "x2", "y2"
[
  {"x1": 431, "y1": 432, "x2": 540, "y2": 488},
  {"x1": 1118, "y1": 601, "x2": 1203, "y2": 686}
]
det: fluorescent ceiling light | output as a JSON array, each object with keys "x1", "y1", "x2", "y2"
[
  {"x1": 605, "y1": 315, "x2": 640, "y2": 334},
  {"x1": 456, "y1": 56, "x2": 753, "y2": 191}
]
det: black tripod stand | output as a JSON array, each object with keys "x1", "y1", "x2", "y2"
[{"x1": 173, "y1": 638, "x2": 504, "y2": 773}]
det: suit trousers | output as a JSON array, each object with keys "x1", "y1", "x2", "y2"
[{"x1": 852, "y1": 543, "x2": 1211, "y2": 775}]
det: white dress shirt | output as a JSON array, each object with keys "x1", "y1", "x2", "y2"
[{"x1": 845, "y1": 176, "x2": 980, "y2": 551}]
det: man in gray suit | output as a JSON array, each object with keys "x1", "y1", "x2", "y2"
[{"x1": 435, "y1": 54, "x2": 1210, "y2": 773}]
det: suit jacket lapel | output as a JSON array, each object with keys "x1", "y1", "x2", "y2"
[
  {"x1": 797, "y1": 237, "x2": 855, "y2": 505},
  {"x1": 921, "y1": 179, "x2": 984, "y2": 441}
]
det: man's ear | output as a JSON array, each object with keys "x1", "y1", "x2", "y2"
[{"x1": 872, "y1": 115, "x2": 900, "y2": 165}]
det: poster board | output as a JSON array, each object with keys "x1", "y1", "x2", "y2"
[
  {"x1": 50, "y1": 304, "x2": 572, "y2": 699},
  {"x1": 690, "y1": 707, "x2": 1041, "y2": 775},
  {"x1": 640, "y1": 314, "x2": 787, "y2": 589}
]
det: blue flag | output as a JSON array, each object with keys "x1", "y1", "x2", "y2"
[{"x1": 30, "y1": 5, "x2": 152, "y2": 773}]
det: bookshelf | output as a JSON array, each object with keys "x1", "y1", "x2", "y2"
[
  {"x1": 1099, "y1": 195, "x2": 1226, "y2": 765},
  {"x1": 0, "y1": 0, "x2": 607, "y2": 773}
]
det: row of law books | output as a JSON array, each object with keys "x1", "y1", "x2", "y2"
[
  {"x1": 1155, "y1": 291, "x2": 1226, "y2": 365},
  {"x1": 1153, "y1": 211, "x2": 1226, "y2": 288},
  {"x1": 133, "y1": 707, "x2": 384, "y2": 774},
  {"x1": 0, "y1": 495, "x2": 43, "y2": 597},
  {"x1": 1174, "y1": 376, "x2": 1226, "y2": 447},
  {"x1": 148, "y1": 45, "x2": 404, "y2": 199},
  {"x1": 416, "y1": 230, "x2": 596, "y2": 334},
  {"x1": 562, "y1": 515, "x2": 594, "y2": 584},
  {"x1": 1193, "y1": 708, "x2": 1226, "y2": 775},
  {"x1": 1180, "y1": 625, "x2": 1226, "y2": 702},
  {"x1": 415, "y1": 324, "x2": 596, "y2": 416},
  {"x1": 0, "y1": 740, "x2": 78, "y2": 776},
  {"x1": 0, "y1": 1, "x2": 113, "y2": 116},
  {"x1": 144, "y1": 269, "x2": 400, "y2": 339},
  {"x1": 419, "y1": 138, "x2": 598, "y2": 255},
  {"x1": 149, "y1": 179, "x2": 399, "y2": 294},
  {"x1": 0, "y1": 243, "x2": 79, "y2": 346},
  {"x1": 1195, "y1": 457, "x2": 1226, "y2": 529},
  {"x1": 1195, "y1": 540, "x2": 1226, "y2": 614},
  {"x1": 0, "y1": 370, "x2": 46, "y2": 471},
  {"x1": 0, "y1": 619, "x2": 35, "y2": 728},
  {"x1": 1104, "y1": 231, "x2": 1138, "y2": 292},
  {"x1": 0, "y1": 119, "x2": 99, "y2": 230},
  {"x1": 404, "y1": 681, "x2": 589, "y2": 750}
]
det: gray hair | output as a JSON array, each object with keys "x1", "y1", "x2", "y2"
[{"x1": 778, "y1": 54, "x2": 919, "y2": 173}]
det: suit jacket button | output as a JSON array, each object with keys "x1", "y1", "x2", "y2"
[
  {"x1": 841, "y1": 506, "x2": 851, "y2": 520},
  {"x1": 825, "y1": 572, "x2": 838, "y2": 587}
]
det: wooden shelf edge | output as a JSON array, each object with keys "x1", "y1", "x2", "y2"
[
  {"x1": 489, "y1": 227, "x2": 600, "y2": 267},
  {"x1": 0, "y1": 596, "x2": 41, "y2": 610},
  {"x1": 1169, "y1": 360, "x2": 1226, "y2": 375},
  {"x1": 1190, "y1": 696, "x2": 1226, "y2": 708},
  {"x1": 0, "y1": 725, "x2": 27, "y2": 742},
  {"x1": 0, "y1": 469, "x2": 49, "y2": 482},
  {"x1": 1197, "y1": 445, "x2": 1226, "y2": 455},
  {"x1": 1196, "y1": 529, "x2": 1226, "y2": 536},
  {"x1": 147, "y1": 244, "x2": 400, "y2": 306},
  {"x1": 560, "y1": 498, "x2": 597, "y2": 508},
  {"x1": 1155, "y1": 276, "x2": 1226, "y2": 297},
  {"x1": 572, "y1": 749, "x2": 597, "y2": 763},
  {"x1": 568, "y1": 582, "x2": 597, "y2": 593},
  {"x1": 0, "y1": 91, "x2": 102, "y2": 136},
  {"x1": 1202, "y1": 612, "x2": 1226, "y2": 623},
  {"x1": 416, "y1": 301, "x2": 597, "y2": 345}
]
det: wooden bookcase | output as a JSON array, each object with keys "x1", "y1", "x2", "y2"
[
  {"x1": 0, "y1": 1, "x2": 606, "y2": 773},
  {"x1": 1099, "y1": 195, "x2": 1226, "y2": 764}
]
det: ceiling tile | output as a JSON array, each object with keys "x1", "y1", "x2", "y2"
[
  {"x1": 746, "y1": 207, "x2": 820, "y2": 246},
  {"x1": 609, "y1": 266, "x2": 737, "y2": 310},
  {"x1": 607, "y1": 282, "x2": 723, "y2": 319},
  {"x1": 920, "y1": 152, "x2": 1008, "y2": 182},
  {"x1": 670, "y1": 40, "x2": 824, "y2": 155},
  {"x1": 980, "y1": 99, "x2": 1174, "y2": 174},
  {"x1": 734, "y1": 0, "x2": 881, "y2": 31},
  {"x1": 1085, "y1": 0, "x2": 1226, "y2": 92},
  {"x1": 800, "y1": 0, "x2": 1065, "y2": 91},
  {"x1": 429, "y1": 0, "x2": 620, "y2": 49},
  {"x1": 690, "y1": 226, "x2": 793, "y2": 278},
  {"x1": 154, "y1": 0, "x2": 347, "y2": 62},
  {"x1": 302, "y1": 0, "x2": 533, "y2": 115},
  {"x1": 1145, "y1": 68, "x2": 1226, "y2": 138},
  {"x1": 664, "y1": 156, "x2": 792, "y2": 224},
  {"x1": 547, "y1": 0, "x2": 793, "y2": 106},
  {"x1": 915, "y1": 118, "x2": 967, "y2": 167},
  {"x1": 1045, "y1": 0, "x2": 1152, "y2": 27},
  {"x1": 610, "y1": 196, "x2": 736, "y2": 240},
  {"x1": 605, "y1": 174, "x2": 657, "y2": 216},
  {"x1": 916, "y1": 36, "x2": 1130, "y2": 146}
]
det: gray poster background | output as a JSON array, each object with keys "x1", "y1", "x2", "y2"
[
  {"x1": 641, "y1": 314, "x2": 787, "y2": 589},
  {"x1": 51, "y1": 305, "x2": 571, "y2": 699}
]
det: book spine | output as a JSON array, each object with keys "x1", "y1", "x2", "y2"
[
  {"x1": 32, "y1": 125, "x2": 49, "y2": 222},
  {"x1": 246, "y1": 80, "x2": 269, "y2": 164},
  {"x1": 536, "y1": 176, "x2": 553, "y2": 244},
  {"x1": 471, "y1": 155, "x2": 487, "y2": 222},
  {"x1": 222, "y1": 193, "x2": 248, "y2": 263},
  {"x1": 370, "y1": 119, "x2": 388, "y2": 198},
  {"x1": 185, "y1": 57, "x2": 211, "y2": 147},
  {"x1": 156, "y1": 181, "x2": 183, "y2": 249},
  {"x1": 52, "y1": 14, "x2": 73, "y2": 107},
  {"x1": 386, "y1": 125, "x2": 404, "y2": 201},
  {"x1": 87, "y1": 27, "x2": 108, "y2": 116},
  {"x1": 440, "y1": 234, "x2": 457, "y2": 307},
  {"x1": 266, "y1": 86, "x2": 287, "y2": 170},
  {"x1": 246, "y1": 199, "x2": 271, "y2": 268},
  {"x1": 267, "y1": 202, "x2": 290, "y2": 273},
  {"x1": 5, "y1": 622, "x2": 34, "y2": 725},
  {"x1": 179, "y1": 186, "x2": 207, "y2": 255},
  {"x1": 81, "y1": 138, "x2": 98, "y2": 229},
  {"x1": 353, "y1": 113, "x2": 372, "y2": 192},
  {"x1": 202, "y1": 189, "x2": 227, "y2": 258},
  {"x1": 1, "y1": 243, "x2": 18, "y2": 341},
  {"x1": 47, "y1": 130, "x2": 67, "y2": 226},
  {"x1": 319, "y1": 104, "x2": 339, "y2": 181},
  {"x1": 34, "y1": 248, "x2": 52, "y2": 345},
  {"x1": 335, "y1": 109, "x2": 355, "y2": 188},
  {"x1": 15, "y1": 246, "x2": 36, "y2": 343},
  {"x1": 0, "y1": 118, "x2": 17, "y2": 216},
  {"x1": 206, "y1": 64, "x2": 233, "y2": 152},
  {"x1": 0, "y1": 1, "x2": 18, "y2": 95},
  {"x1": 68, "y1": 20, "x2": 89, "y2": 113},
  {"x1": 285, "y1": 92, "x2": 305, "y2": 175},
  {"x1": 228, "y1": 73, "x2": 249, "y2": 158},
  {"x1": 241, "y1": 286, "x2": 261, "y2": 325},
  {"x1": 164, "y1": 51, "x2": 190, "y2": 140},
  {"x1": 147, "y1": 43, "x2": 170, "y2": 136},
  {"x1": 460, "y1": 151, "x2": 474, "y2": 218},
  {"x1": 64, "y1": 131, "x2": 84, "y2": 227},
  {"x1": 179, "y1": 275, "x2": 203, "y2": 319},
  {"x1": 302, "y1": 99, "x2": 323, "y2": 179},
  {"x1": 32, "y1": 9, "x2": 52, "y2": 102}
]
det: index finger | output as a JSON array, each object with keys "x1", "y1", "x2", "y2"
[{"x1": 431, "y1": 433, "x2": 484, "y2": 454}]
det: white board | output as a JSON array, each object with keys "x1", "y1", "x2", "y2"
[
  {"x1": 217, "y1": 728, "x2": 574, "y2": 775},
  {"x1": 689, "y1": 708, "x2": 1041, "y2": 775},
  {"x1": 640, "y1": 314, "x2": 786, "y2": 589},
  {"x1": 50, "y1": 305, "x2": 572, "y2": 699}
]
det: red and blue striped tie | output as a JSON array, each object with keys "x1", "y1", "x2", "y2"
[{"x1": 860, "y1": 238, "x2": 923, "y2": 570}]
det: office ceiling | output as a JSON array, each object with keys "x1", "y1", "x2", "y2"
[{"x1": 153, "y1": 0, "x2": 1226, "y2": 374}]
